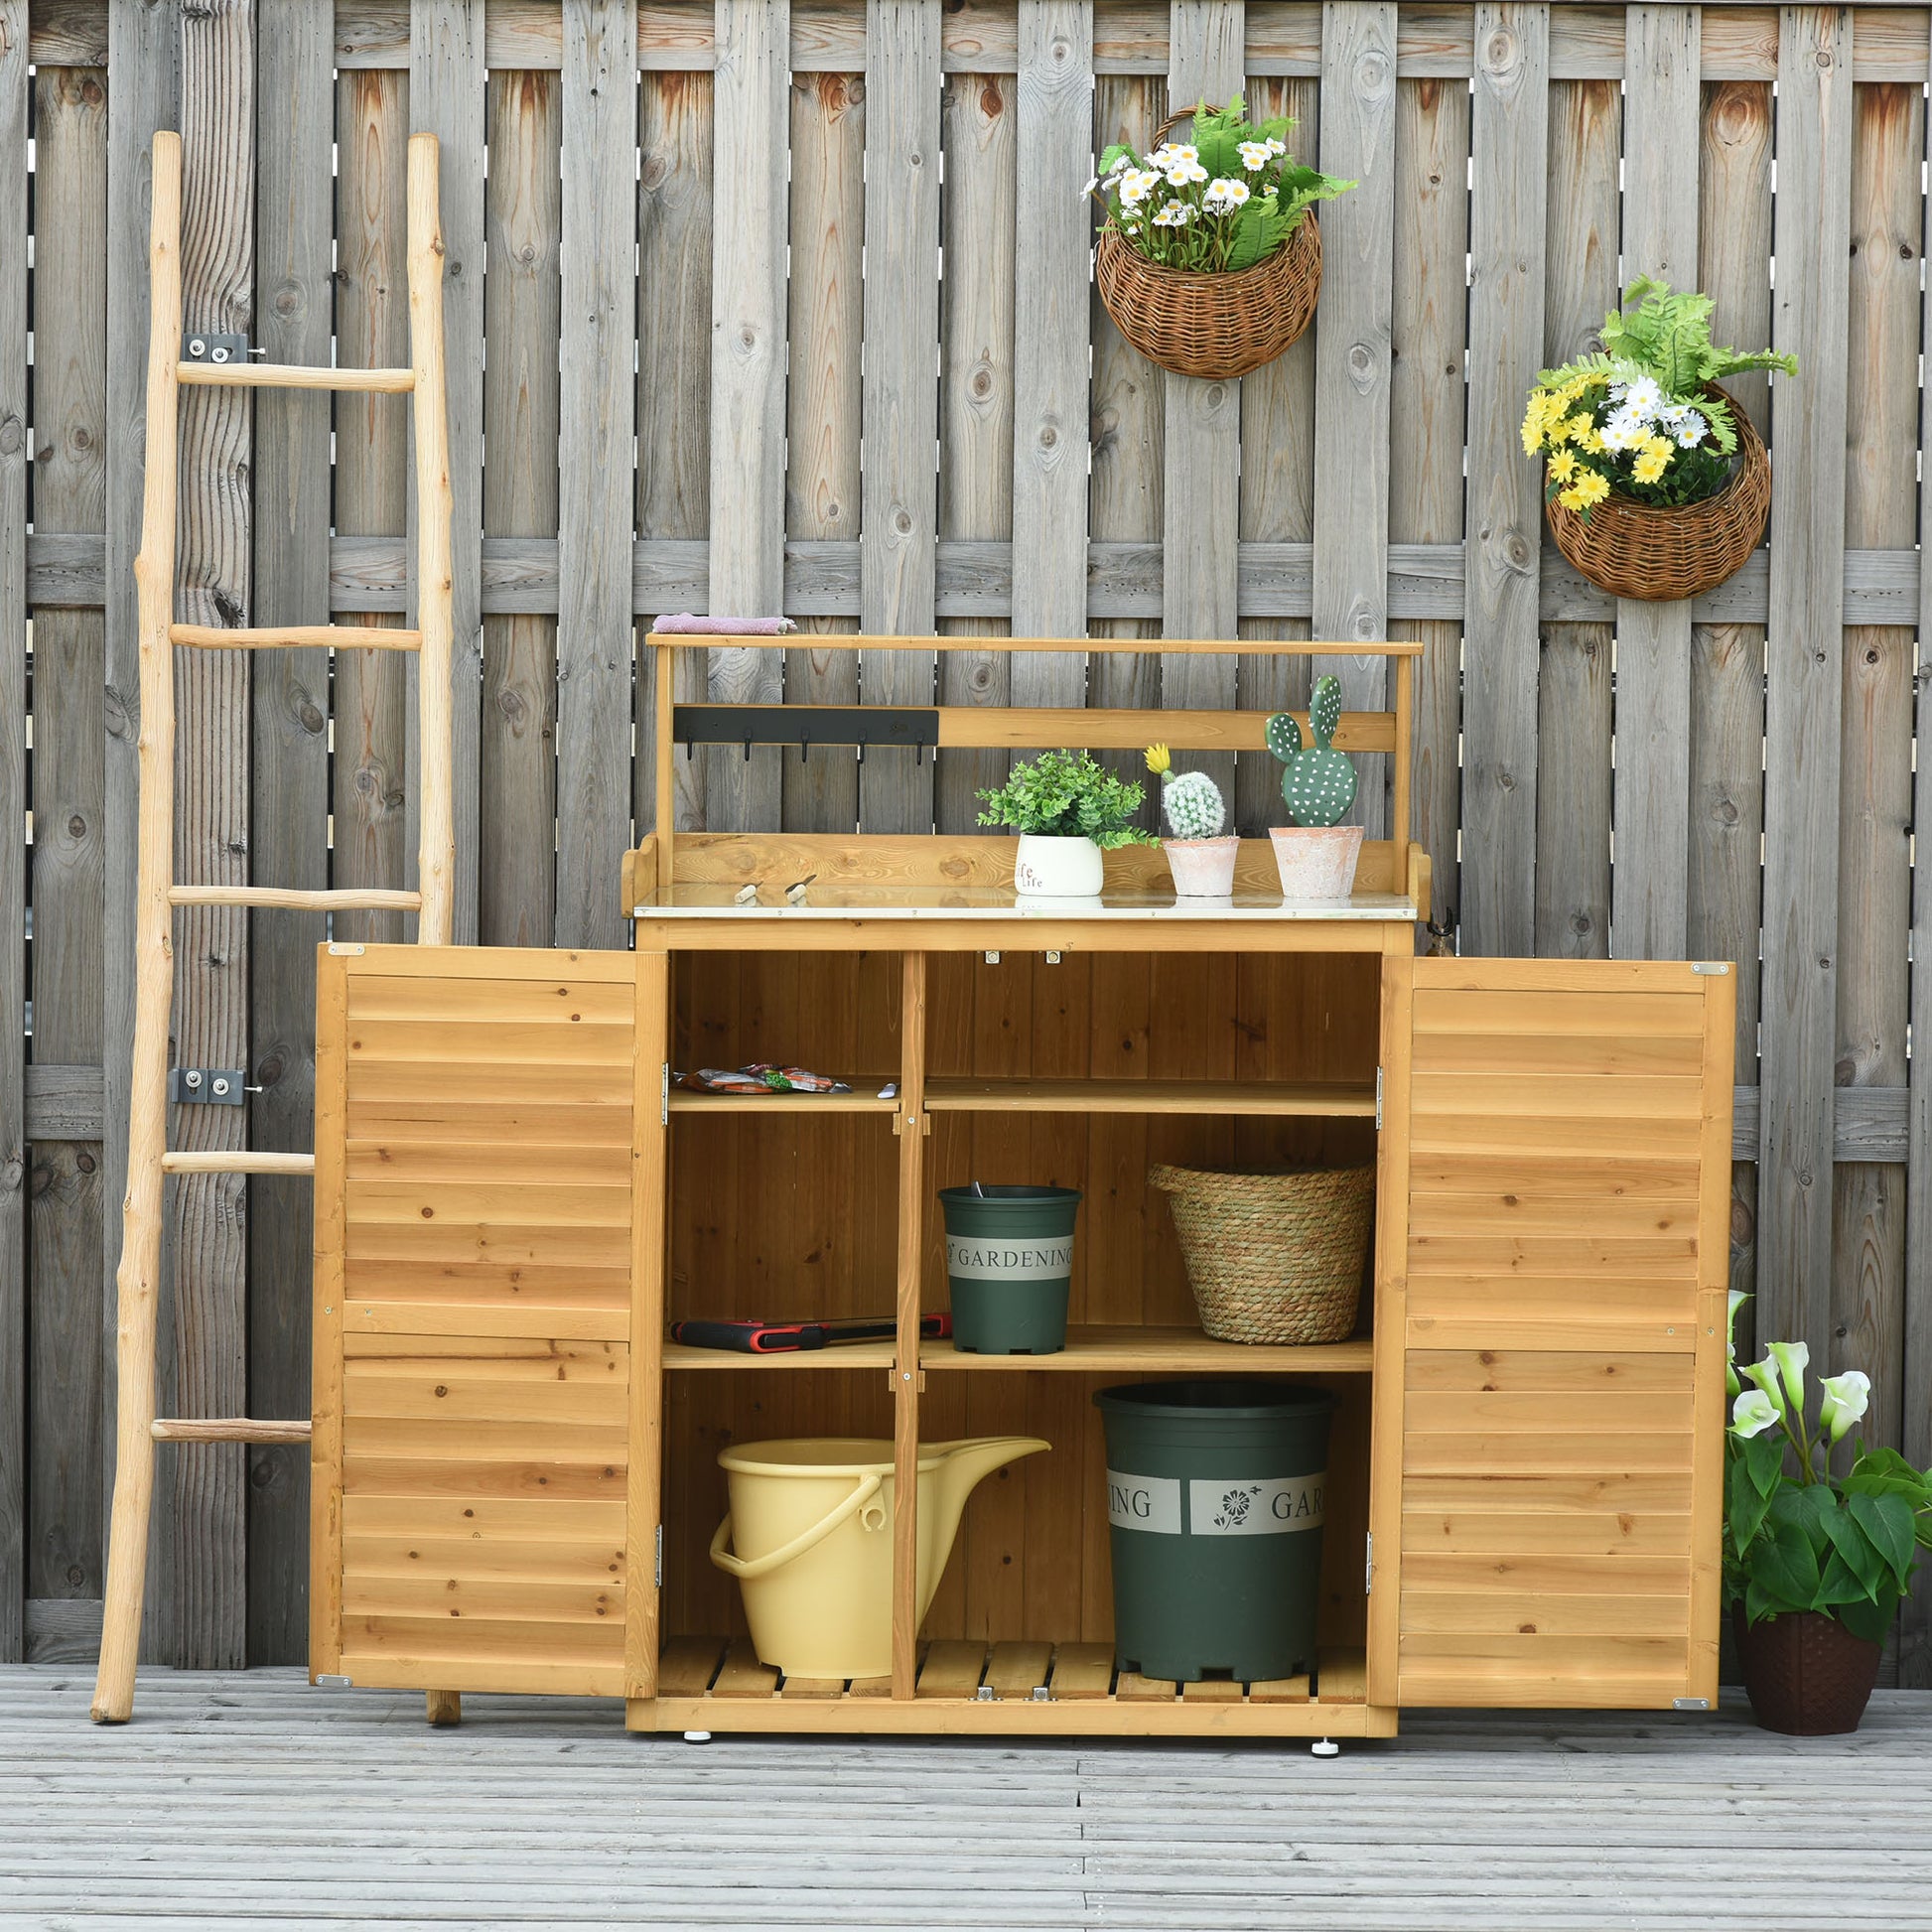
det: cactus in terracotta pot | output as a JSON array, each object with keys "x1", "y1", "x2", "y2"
[
  {"x1": 1265, "y1": 675, "x2": 1362, "y2": 898},
  {"x1": 1265, "y1": 675, "x2": 1356, "y2": 826},
  {"x1": 1146, "y1": 744, "x2": 1239, "y2": 897}
]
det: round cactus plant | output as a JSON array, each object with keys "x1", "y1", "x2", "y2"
[
  {"x1": 1144, "y1": 744, "x2": 1226, "y2": 839},
  {"x1": 1266, "y1": 674, "x2": 1356, "y2": 827},
  {"x1": 1146, "y1": 744, "x2": 1227, "y2": 840}
]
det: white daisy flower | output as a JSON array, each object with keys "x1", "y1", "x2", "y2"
[
  {"x1": 1266, "y1": 135, "x2": 1287, "y2": 154},
  {"x1": 1600, "y1": 408, "x2": 1647, "y2": 452},
  {"x1": 1623, "y1": 374, "x2": 1665, "y2": 418},
  {"x1": 1147, "y1": 145, "x2": 1176, "y2": 171},
  {"x1": 1152, "y1": 200, "x2": 1194, "y2": 228},
  {"x1": 1118, "y1": 168, "x2": 1160, "y2": 207},
  {"x1": 1202, "y1": 176, "x2": 1251, "y2": 212},
  {"x1": 1672, "y1": 410, "x2": 1707, "y2": 448},
  {"x1": 1237, "y1": 140, "x2": 1272, "y2": 172},
  {"x1": 1166, "y1": 144, "x2": 1199, "y2": 165},
  {"x1": 1166, "y1": 157, "x2": 1208, "y2": 187}
]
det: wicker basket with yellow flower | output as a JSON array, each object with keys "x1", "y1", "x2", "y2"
[{"x1": 1526, "y1": 277, "x2": 1795, "y2": 602}]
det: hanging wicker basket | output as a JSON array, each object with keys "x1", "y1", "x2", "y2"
[
  {"x1": 1150, "y1": 1163, "x2": 1374, "y2": 1346},
  {"x1": 1093, "y1": 108, "x2": 1323, "y2": 381},
  {"x1": 1545, "y1": 383, "x2": 1770, "y2": 601}
]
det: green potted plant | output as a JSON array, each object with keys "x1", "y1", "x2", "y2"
[
  {"x1": 1088, "y1": 98, "x2": 1353, "y2": 380},
  {"x1": 1526, "y1": 276, "x2": 1796, "y2": 600},
  {"x1": 976, "y1": 749, "x2": 1156, "y2": 898},
  {"x1": 1265, "y1": 674, "x2": 1360, "y2": 898},
  {"x1": 1725, "y1": 1295, "x2": 1931, "y2": 1734},
  {"x1": 1145, "y1": 743, "x2": 1237, "y2": 897}
]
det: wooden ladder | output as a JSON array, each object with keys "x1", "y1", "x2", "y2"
[{"x1": 90, "y1": 129, "x2": 455, "y2": 1724}]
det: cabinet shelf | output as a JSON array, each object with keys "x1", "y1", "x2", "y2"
[
  {"x1": 922, "y1": 1076, "x2": 1376, "y2": 1117},
  {"x1": 662, "y1": 1325, "x2": 1372, "y2": 1374},
  {"x1": 668, "y1": 1077, "x2": 897, "y2": 1114}
]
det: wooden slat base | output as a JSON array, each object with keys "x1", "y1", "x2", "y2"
[
  {"x1": 151, "y1": 1418, "x2": 312, "y2": 1445},
  {"x1": 161, "y1": 1151, "x2": 315, "y2": 1175},
  {"x1": 623, "y1": 1638, "x2": 1388, "y2": 1736}
]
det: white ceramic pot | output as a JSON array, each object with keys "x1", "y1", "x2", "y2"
[
  {"x1": 1164, "y1": 836, "x2": 1241, "y2": 897},
  {"x1": 1014, "y1": 834, "x2": 1105, "y2": 898},
  {"x1": 1270, "y1": 824, "x2": 1364, "y2": 899}
]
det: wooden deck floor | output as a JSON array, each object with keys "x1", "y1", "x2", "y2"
[{"x1": 1, "y1": 1667, "x2": 1927, "y2": 1929}]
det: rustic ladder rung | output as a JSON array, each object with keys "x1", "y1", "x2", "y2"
[
  {"x1": 94, "y1": 128, "x2": 457, "y2": 1726},
  {"x1": 151, "y1": 1419, "x2": 313, "y2": 1446},
  {"x1": 176, "y1": 360, "x2": 415, "y2": 393},
  {"x1": 161, "y1": 1152, "x2": 316, "y2": 1176},
  {"x1": 170, "y1": 622, "x2": 422, "y2": 652},
  {"x1": 168, "y1": 885, "x2": 423, "y2": 911}
]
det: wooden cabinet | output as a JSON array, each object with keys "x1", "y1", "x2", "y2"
[{"x1": 310, "y1": 927, "x2": 1734, "y2": 1738}]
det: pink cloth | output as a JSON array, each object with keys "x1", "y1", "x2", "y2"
[{"x1": 651, "y1": 614, "x2": 795, "y2": 635}]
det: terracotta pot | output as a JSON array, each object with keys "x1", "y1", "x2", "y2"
[
  {"x1": 1734, "y1": 1604, "x2": 1882, "y2": 1735},
  {"x1": 1013, "y1": 834, "x2": 1103, "y2": 898},
  {"x1": 1164, "y1": 836, "x2": 1240, "y2": 897},
  {"x1": 1269, "y1": 824, "x2": 1364, "y2": 900}
]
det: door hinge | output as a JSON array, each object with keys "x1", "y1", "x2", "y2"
[
  {"x1": 170, "y1": 1067, "x2": 246, "y2": 1105},
  {"x1": 1672, "y1": 1696, "x2": 1710, "y2": 1711},
  {"x1": 1374, "y1": 1068, "x2": 1384, "y2": 1132},
  {"x1": 654, "y1": 1524, "x2": 663, "y2": 1588},
  {"x1": 660, "y1": 1062, "x2": 670, "y2": 1127},
  {"x1": 1364, "y1": 1530, "x2": 1374, "y2": 1594},
  {"x1": 314, "y1": 1673, "x2": 352, "y2": 1690},
  {"x1": 1691, "y1": 962, "x2": 1730, "y2": 976}
]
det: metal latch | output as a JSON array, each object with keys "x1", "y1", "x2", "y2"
[
  {"x1": 654, "y1": 1524, "x2": 663, "y2": 1588},
  {"x1": 183, "y1": 331, "x2": 251, "y2": 365},
  {"x1": 1672, "y1": 1696, "x2": 1711, "y2": 1711},
  {"x1": 1374, "y1": 1068, "x2": 1384, "y2": 1132},
  {"x1": 660, "y1": 1063, "x2": 670, "y2": 1127},
  {"x1": 171, "y1": 1067, "x2": 246, "y2": 1105},
  {"x1": 314, "y1": 1674, "x2": 353, "y2": 1690},
  {"x1": 1365, "y1": 1531, "x2": 1374, "y2": 1594},
  {"x1": 1691, "y1": 962, "x2": 1730, "y2": 976}
]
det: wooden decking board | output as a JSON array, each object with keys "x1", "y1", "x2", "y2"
[{"x1": 3, "y1": 1669, "x2": 1929, "y2": 1930}]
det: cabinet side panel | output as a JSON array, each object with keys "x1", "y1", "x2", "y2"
[
  {"x1": 1396, "y1": 961, "x2": 1717, "y2": 1708},
  {"x1": 320, "y1": 947, "x2": 634, "y2": 1696}
]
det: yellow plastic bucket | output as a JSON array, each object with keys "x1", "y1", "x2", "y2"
[{"x1": 710, "y1": 1436, "x2": 1048, "y2": 1679}]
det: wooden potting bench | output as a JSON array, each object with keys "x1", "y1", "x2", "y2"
[{"x1": 309, "y1": 636, "x2": 1735, "y2": 1741}]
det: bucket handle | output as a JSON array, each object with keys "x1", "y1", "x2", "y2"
[{"x1": 708, "y1": 1471, "x2": 886, "y2": 1582}]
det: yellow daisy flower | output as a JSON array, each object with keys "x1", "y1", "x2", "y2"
[
  {"x1": 1632, "y1": 447, "x2": 1669, "y2": 485},
  {"x1": 1580, "y1": 427, "x2": 1606, "y2": 454},
  {"x1": 1557, "y1": 484, "x2": 1588, "y2": 511},
  {"x1": 1547, "y1": 450, "x2": 1580, "y2": 483},
  {"x1": 1571, "y1": 470, "x2": 1611, "y2": 508},
  {"x1": 1561, "y1": 414, "x2": 1593, "y2": 445}
]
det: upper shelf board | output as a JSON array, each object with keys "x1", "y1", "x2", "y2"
[{"x1": 632, "y1": 886, "x2": 1419, "y2": 922}]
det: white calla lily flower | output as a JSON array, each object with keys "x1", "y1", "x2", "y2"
[
  {"x1": 1743, "y1": 1354, "x2": 1786, "y2": 1415},
  {"x1": 1731, "y1": 1389, "x2": 1781, "y2": 1439},
  {"x1": 1819, "y1": 1369, "x2": 1871, "y2": 1444},
  {"x1": 1767, "y1": 1339, "x2": 1809, "y2": 1416},
  {"x1": 1726, "y1": 1289, "x2": 1748, "y2": 1399}
]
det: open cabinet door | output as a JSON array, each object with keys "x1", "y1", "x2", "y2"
[
  {"x1": 310, "y1": 945, "x2": 660, "y2": 1697},
  {"x1": 1367, "y1": 957, "x2": 1734, "y2": 1710}
]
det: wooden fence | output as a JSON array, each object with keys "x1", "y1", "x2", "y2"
[{"x1": 3, "y1": 0, "x2": 1931, "y2": 1684}]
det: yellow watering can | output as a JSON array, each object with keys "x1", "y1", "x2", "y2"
[{"x1": 710, "y1": 1436, "x2": 1049, "y2": 1679}]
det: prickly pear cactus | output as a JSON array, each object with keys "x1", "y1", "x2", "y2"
[
  {"x1": 1162, "y1": 768, "x2": 1226, "y2": 840},
  {"x1": 1266, "y1": 674, "x2": 1357, "y2": 827}
]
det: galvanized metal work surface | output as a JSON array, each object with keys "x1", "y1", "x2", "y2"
[{"x1": 1, "y1": 1668, "x2": 1927, "y2": 1931}]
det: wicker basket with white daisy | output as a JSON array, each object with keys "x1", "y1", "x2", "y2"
[
  {"x1": 1089, "y1": 99, "x2": 1352, "y2": 381},
  {"x1": 1528, "y1": 277, "x2": 1797, "y2": 601}
]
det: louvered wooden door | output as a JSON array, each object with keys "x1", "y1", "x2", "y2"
[
  {"x1": 311, "y1": 945, "x2": 657, "y2": 1697},
  {"x1": 1368, "y1": 958, "x2": 1734, "y2": 1710}
]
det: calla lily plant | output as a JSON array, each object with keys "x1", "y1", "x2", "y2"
[{"x1": 1725, "y1": 1297, "x2": 1932, "y2": 1642}]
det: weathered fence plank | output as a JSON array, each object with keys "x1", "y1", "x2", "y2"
[
  {"x1": 780, "y1": 69, "x2": 865, "y2": 835},
  {"x1": 1387, "y1": 69, "x2": 1463, "y2": 931},
  {"x1": 1461, "y1": 0, "x2": 1547, "y2": 958},
  {"x1": 1612, "y1": 2, "x2": 1700, "y2": 962},
  {"x1": 481, "y1": 67, "x2": 562, "y2": 946},
  {"x1": 556, "y1": 0, "x2": 638, "y2": 943},
  {"x1": 1533, "y1": 72, "x2": 1616, "y2": 960},
  {"x1": 1161, "y1": 0, "x2": 1244, "y2": 800},
  {"x1": 0, "y1": 0, "x2": 25, "y2": 1664},
  {"x1": 1693, "y1": 71, "x2": 1772, "y2": 1360},
  {"x1": 410, "y1": 0, "x2": 486, "y2": 942},
  {"x1": 172, "y1": 0, "x2": 254, "y2": 1672},
  {"x1": 860, "y1": 0, "x2": 943, "y2": 832},
  {"x1": 706, "y1": 0, "x2": 789, "y2": 834},
  {"x1": 1758, "y1": 2, "x2": 1852, "y2": 1370},
  {"x1": 935, "y1": 65, "x2": 1017, "y2": 836},
  {"x1": 1312, "y1": 0, "x2": 1395, "y2": 834},
  {"x1": 26, "y1": 57, "x2": 108, "y2": 1656},
  {"x1": 1833, "y1": 74, "x2": 1918, "y2": 1472},
  {"x1": 633, "y1": 67, "x2": 713, "y2": 837},
  {"x1": 246, "y1": 0, "x2": 333, "y2": 1667}
]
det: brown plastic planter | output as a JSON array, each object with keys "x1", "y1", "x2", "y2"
[{"x1": 1735, "y1": 1605, "x2": 1882, "y2": 1736}]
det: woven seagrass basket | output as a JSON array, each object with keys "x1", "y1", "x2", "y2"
[
  {"x1": 1150, "y1": 1163, "x2": 1374, "y2": 1346},
  {"x1": 1093, "y1": 107, "x2": 1322, "y2": 380},
  {"x1": 1545, "y1": 382, "x2": 1769, "y2": 601}
]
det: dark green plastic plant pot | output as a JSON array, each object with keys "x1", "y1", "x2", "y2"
[
  {"x1": 937, "y1": 1185, "x2": 1080, "y2": 1355},
  {"x1": 1095, "y1": 1379, "x2": 1335, "y2": 1683}
]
